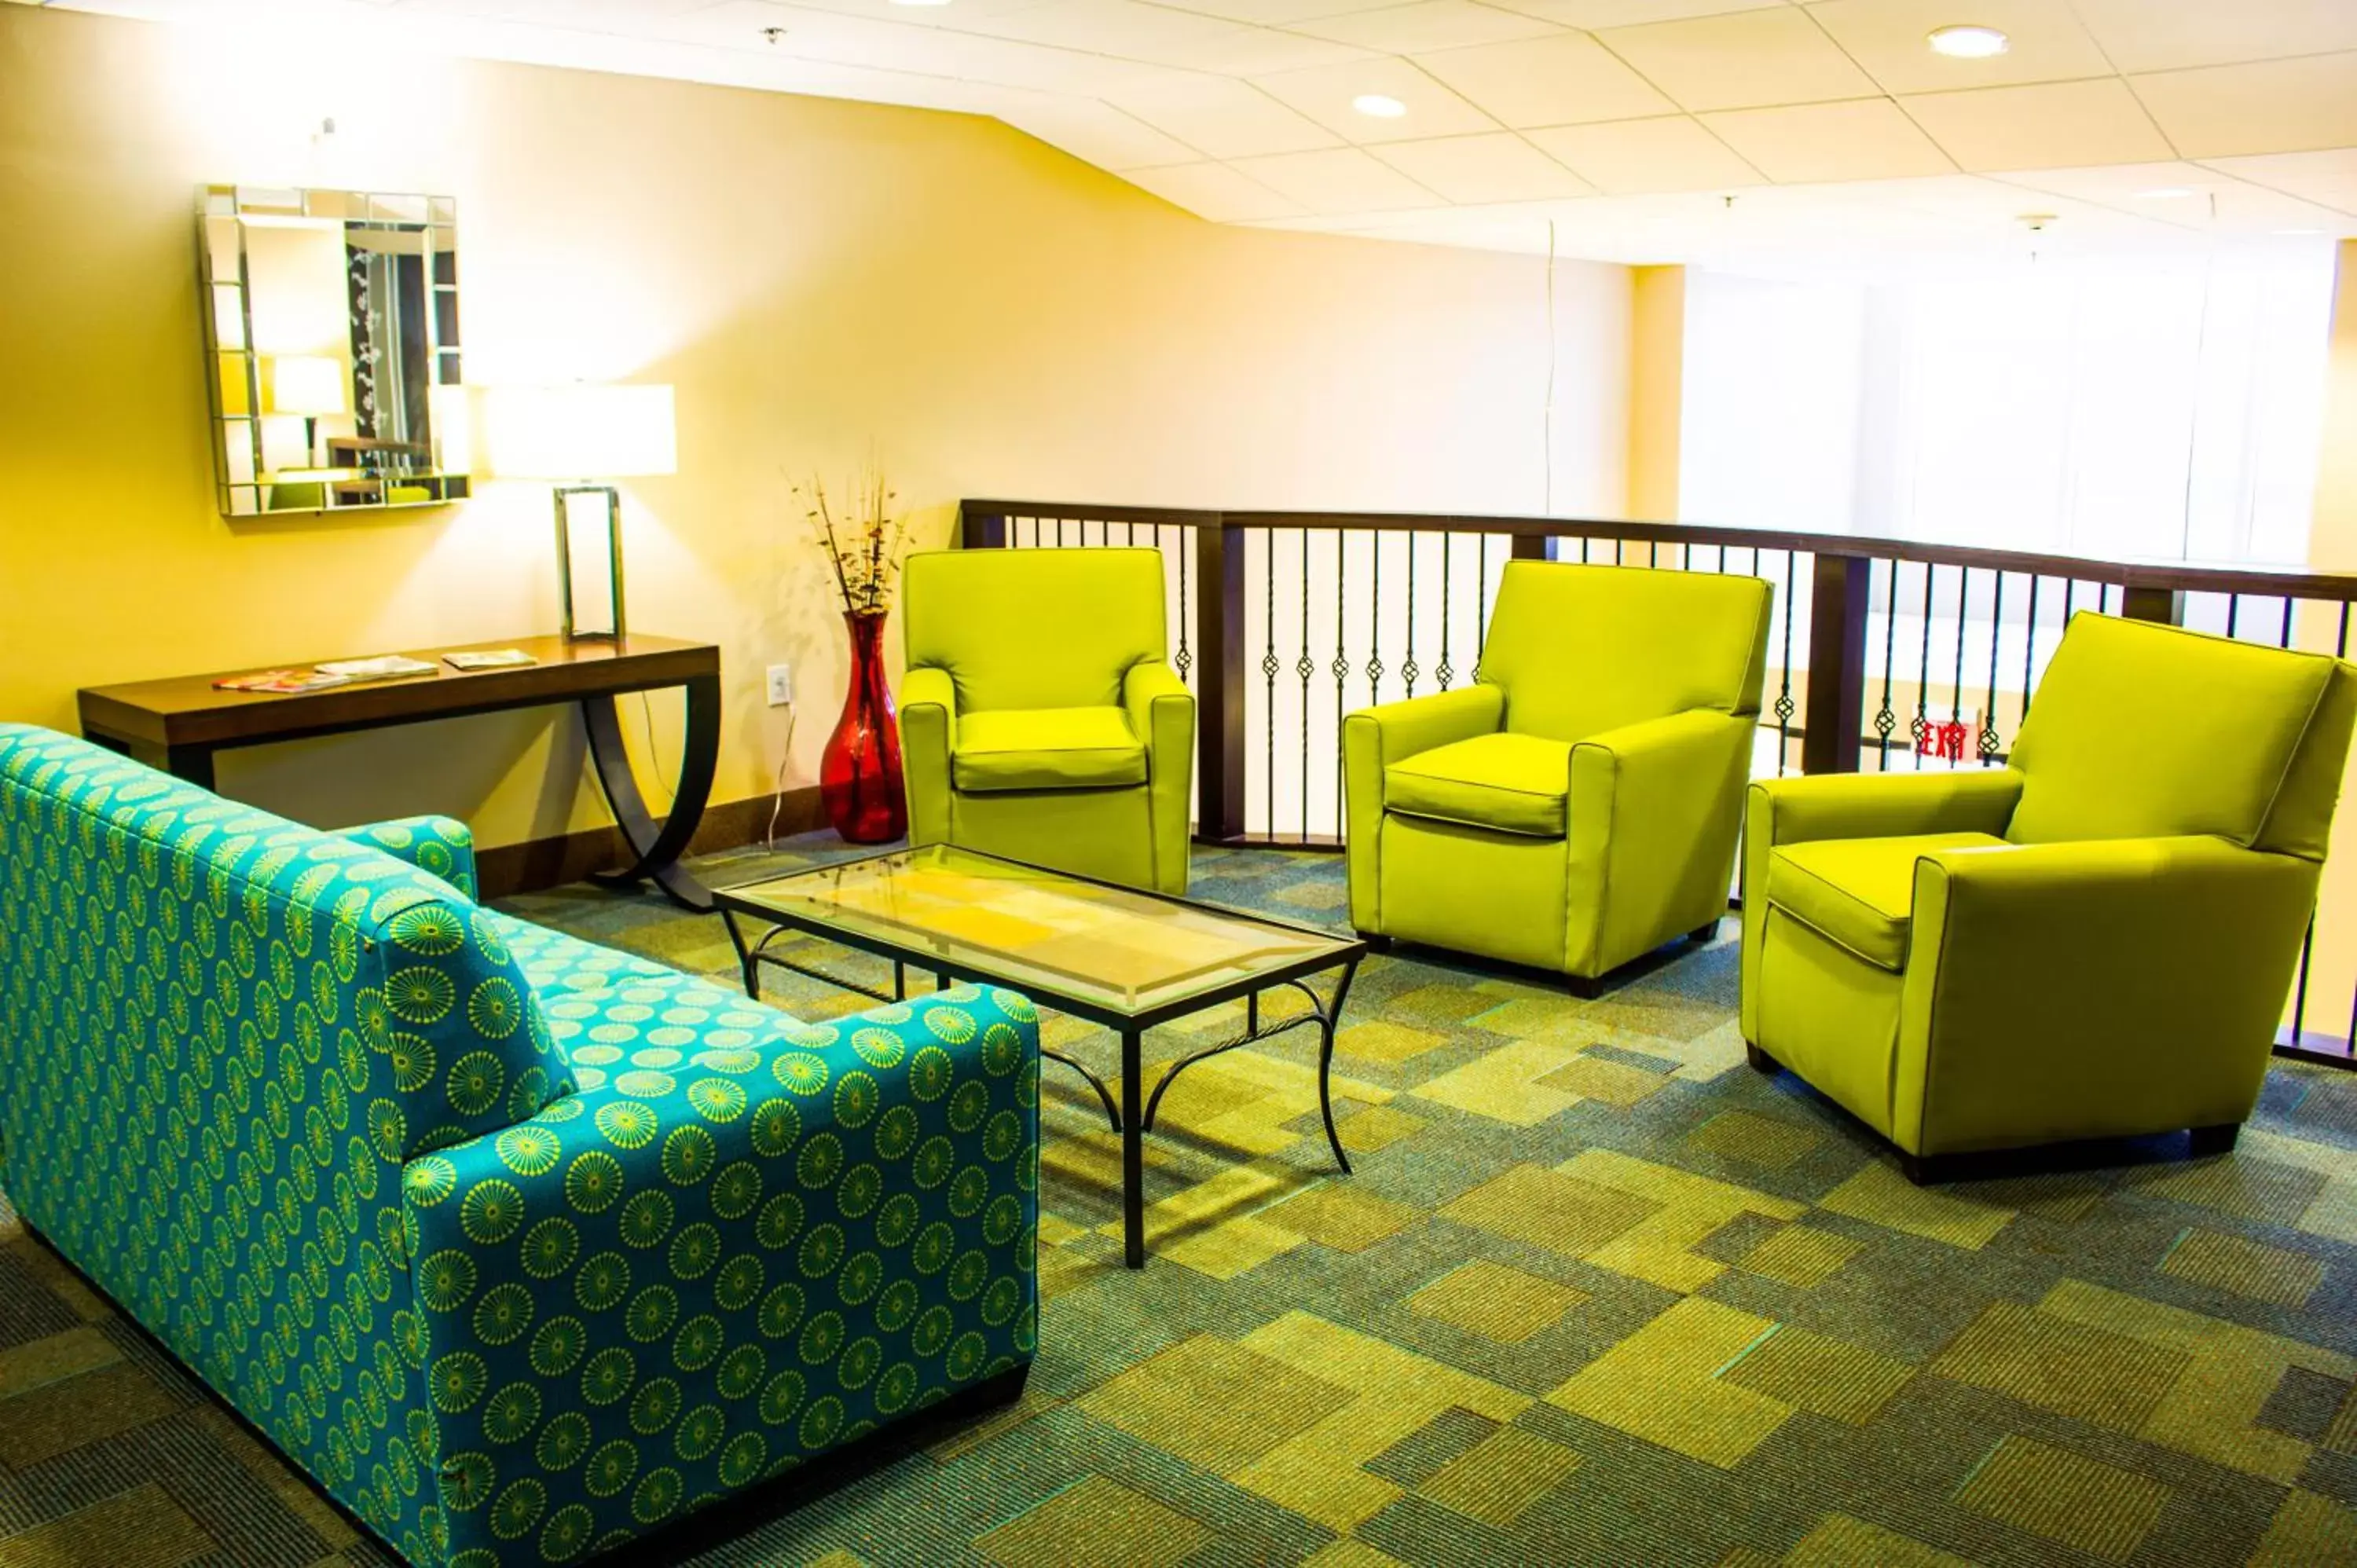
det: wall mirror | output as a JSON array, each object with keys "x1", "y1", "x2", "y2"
[{"x1": 198, "y1": 185, "x2": 469, "y2": 516}]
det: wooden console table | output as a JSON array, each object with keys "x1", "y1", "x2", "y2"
[{"x1": 77, "y1": 633, "x2": 722, "y2": 911}]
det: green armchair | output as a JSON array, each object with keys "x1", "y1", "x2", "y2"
[
  {"x1": 1742, "y1": 612, "x2": 2357, "y2": 1180},
  {"x1": 900, "y1": 547, "x2": 1194, "y2": 896},
  {"x1": 1343, "y1": 561, "x2": 1772, "y2": 984}
]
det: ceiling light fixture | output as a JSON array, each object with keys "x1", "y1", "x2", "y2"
[
  {"x1": 1352, "y1": 94, "x2": 1407, "y2": 119},
  {"x1": 1927, "y1": 24, "x2": 2009, "y2": 58}
]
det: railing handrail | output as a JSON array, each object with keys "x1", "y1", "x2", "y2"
[{"x1": 959, "y1": 500, "x2": 2357, "y2": 603}]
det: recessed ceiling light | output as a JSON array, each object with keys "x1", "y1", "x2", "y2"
[
  {"x1": 1927, "y1": 24, "x2": 2009, "y2": 58},
  {"x1": 1352, "y1": 94, "x2": 1407, "y2": 119},
  {"x1": 2135, "y1": 186, "x2": 2196, "y2": 200}
]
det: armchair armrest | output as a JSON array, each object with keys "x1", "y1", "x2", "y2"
[
  {"x1": 405, "y1": 986, "x2": 1040, "y2": 1563},
  {"x1": 1567, "y1": 709, "x2": 1755, "y2": 974},
  {"x1": 900, "y1": 665, "x2": 958, "y2": 846},
  {"x1": 1741, "y1": 768, "x2": 2022, "y2": 1041},
  {"x1": 337, "y1": 814, "x2": 478, "y2": 899},
  {"x1": 1895, "y1": 836, "x2": 2317, "y2": 1153},
  {"x1": 1121, "y1": 661, "x2": 1193, "y2": 771},
  {"x1": 1342, "y1": 684, "x2": 1505, "y2": 932}
]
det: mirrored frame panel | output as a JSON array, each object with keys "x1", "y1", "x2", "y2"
[{"x1": 198, "y1": 185, "x2": 471, "y2": 518}]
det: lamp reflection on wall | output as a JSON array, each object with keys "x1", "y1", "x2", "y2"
[
  {"x1": 473, "y1": 384, "x2": 677, "y2": 640},
  {"x1": 267, "y1": 354, "x2": 346, "y2": 467}
]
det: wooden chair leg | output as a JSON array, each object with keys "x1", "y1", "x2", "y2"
[
  {"x1": 2188, "y1": 1123, "x2": 2240, "y2": 1158},
  {"x1": 1744, "y1": 1042, "x2": 1777, "y2": 1075}
]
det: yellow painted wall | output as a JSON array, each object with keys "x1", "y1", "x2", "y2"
[{"x1": 0, "y1": 4, "x2": 1630, "y2": 849}]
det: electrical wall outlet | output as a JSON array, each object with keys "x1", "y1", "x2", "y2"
[{"x1": 766, "y1": 664, "x2": 794, "y2": 706}]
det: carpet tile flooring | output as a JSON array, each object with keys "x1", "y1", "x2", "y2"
[{"x1": 3, "y1": 837, "x2": 2357, "y2": 1566}]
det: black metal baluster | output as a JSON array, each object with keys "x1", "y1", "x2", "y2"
[
  {"x1": 1476, "y1": 533, "x2": 1490, "y2": 670},
  {"x1": 1912, "y1": 564, "x2": 1935, "y2": 759},
  {"x1": 2293, "y1": 600, "x2": 2342, "y2": 1053},
  {"x1": 1874, "y1": 559, "x2": 1898, "y2": 768},
  {"x1": 2099, "y1": 583, "x2": 2114, "y2": 614},
  {"x1": 1981, "y1": 572, "x2": 2004, "y2": 764},
  {"x1": 1648, "y1": 540, "x2": 1659, "y2": 567},
  {"x1": 1297, "y1": 529, "x2": 1313, "y2": 846},
  {"x1": 1773, "y1": 551, "x2": 1798, "y2": 772},
  {"x1": 1437, "y1": 535, "x2": 1455, "y2": 691},
  {"x1": 1615, "y1": 537, "x2": 1625, "y2": 566},
  {"x1": 2227, "y1": 593, "x2": 2242, "y2": 641},
  {"x1": 1333, "y1": 531, "x2": 1349, "y2": 838},
  {"x1": 1402, "y1": 533, "x2": 1420, "y2": 698},
  {"x1": 1580, "y1": 536, "x2": 1591, "y2": 564},
  {"x1": 1260, "y1": 533, "x2": 1281, "y2": 841},
  {"x1": 1367, "y1": 533, "x2": 1384, "y2": 707},
  {"x1": 1055, "y1": 517, "x2": 1066, "y2": 546},
  {"x1": 1950, "y1": 569, "x2": 1970, "y2": 767},
  {"x1": 2020, "y1": 576, "x2": 2040, "y2": 730},
  {"x1": 1174, "y1": 527, "x2": 1193, "y2": 686}
]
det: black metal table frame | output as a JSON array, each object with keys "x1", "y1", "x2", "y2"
[{"x1": 715, "y1": 852, "x2": 1365, "y2": 1269}]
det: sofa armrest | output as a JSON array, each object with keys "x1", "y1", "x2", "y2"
[
  {"x1": 900, "y1": 666, "x2": 958, "y2": 847},
  {"x1": 1739, "y1": 769, "x2": 2022, "y2": 1041},
  {"x1": 337, "y1": 814, "x2": 478, "y2": 899},
  {"x1": 1566, "y1": 709, "x2": 1754, "y2": 974},
  {"x1": 1893, "y1": 836, "x2": 2316, "y2": 1153},
  {"x1": 403, "y1": 984, "x2": 1040, "y2": 1563}
]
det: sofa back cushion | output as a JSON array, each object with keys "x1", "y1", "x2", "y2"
[
  {"x1": 2007, "y1": 614, "x2": 2346, "y2": 852},
  {"x1": 905, "y1": 548, "x2": 1166, "y2": 713},
  {"x1": 1479, "y1": 562, "x2": 1772, "y2": 742}
]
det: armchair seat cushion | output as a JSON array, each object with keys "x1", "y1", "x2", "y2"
[
  {"x1": 954, "y1": 706, "x2": 1146, "y2": 792},
  {"x1": 1385, "y1": 732, "x2": 1571, "y2": 837},
  {"x1": 1766, "y1": 831, "x2": 2008, "y2": 971}
]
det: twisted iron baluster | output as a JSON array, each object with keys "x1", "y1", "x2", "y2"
[
  {"x1": 1873, "y1": 559, "x2": 1898, "y2": 768},
  {"x1": 1402, "y1": 533, "x2": 1420, "y2": 698},
  {"x1": 1773, "y1": 551, "x2": 1798, "y2": 772},
  {"x1": 1262, "y1": 533, "x2": 1278, "y2": 841},
  {"x1": 1366, "y1": 533, "x2": 1384, "y2": 706},
  {"x1": 1436, "y1": 535, "x2": 1454, "y2": 691},
  {"x1": 1174, "y1": 526, "x2": 1193, "y2": 684},
  {"x1": 1297, "y1": 529, "x2": 1313, "y2": 846},
  {"x1": 1950, "y1": 569, "x2": 1970, "y2": 767},
  {"x1": 1980, "y1": 572, "x2": 2004, "y2": 764},
  {"x1": 1333, "y1": 531, "x2": 1349, "y2": 838},
  {"x1": 1912, "y1": 564, "x2": 1935, "y2": 758}
]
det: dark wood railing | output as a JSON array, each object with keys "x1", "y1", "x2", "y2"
[{"x1": 960, "y1": 500, "x2": 2357, "y2": 1070}]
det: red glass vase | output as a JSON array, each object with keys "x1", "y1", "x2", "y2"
[{"x1": 820, "y1": 609, "x2": 907, "y2": 844}]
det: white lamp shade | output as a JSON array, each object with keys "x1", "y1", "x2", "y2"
[
  {"x1": 269, "y1": 355, "x2": 348, "y2": 416},
  {"x1": 471, "y1": 384, "x2": 677, "y2": 481}
]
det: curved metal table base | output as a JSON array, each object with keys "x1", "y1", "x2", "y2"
[{"x1": 582, "y1": 674, "x2": 721, "y2": 912}]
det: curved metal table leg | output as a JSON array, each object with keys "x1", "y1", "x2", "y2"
[
  {"x1": 583, "y1": 672, "x2": 720, "y2": 911},
  {"x1": 1043, "y1": 1048, "x2": 1122, "y2": 1134}
]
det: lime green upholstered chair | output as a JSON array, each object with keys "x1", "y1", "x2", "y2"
[
  {"x1": 900, "y1": 548, "x2": 1194, "y2": 895},
  {"x1": 1743, "y1": 612, "x2": 2357, "y2": 1181},
  {"x1": 1343, "y1": 561, "x2": 1772, "y2": 985}
]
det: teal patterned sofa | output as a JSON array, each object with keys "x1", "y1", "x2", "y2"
[{"x1": 0, "y1": 724, "x2": 1041, "y2": 1566}]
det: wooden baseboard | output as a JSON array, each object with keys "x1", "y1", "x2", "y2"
[{"x1": 477, "y1": 786, "x2": 826, "y2": 901}]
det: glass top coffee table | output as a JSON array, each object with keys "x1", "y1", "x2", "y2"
[{"x1": 715, "y1": 844, "x2": 1365, "y2": 1267}]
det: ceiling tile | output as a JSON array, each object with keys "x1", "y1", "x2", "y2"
[
  {"x1": 1987, "y1": 160, "x2": 2357, "y2": 235},
  {"x1": 1593, "y1": 6, "x2": 1879, "y2": 112},
  {"x1": 1120, "y1": 159, "x2": 1310, "y2": 219},
  {"x1": 1102, "y1": 75, "x2": 1345, "y2": 158},
  {"x1": 2068, "y1": 0, "x2": 2357, "y2": 75},
  {"x1": 1292, "y1": 1, "x2": 1563, "y2": 53},
  {"x1": 1227, "y1": 145, "x2": 1449, "y2": 211},
  {"x1": 1699, "y1": 97, "x2": 1952, "y2": 182},
  {"x1": 2132, "y1": 53, "x2": 2357, "y2": 160},
  {"x1": 1131, "y1": 0, "x2": 1417, "y2": 23},
  {"x1": 1479, "y1": 0, "x2": 1786, "y2": 25},
  {"x1": 1413, "y1": 33, "x2": 1676, "y2": 128},
  {"x1": 1802, "y1": 0, "x2": 2114, "y2": 95},
  {"x1": 1251, "y1": 55, "x2": 1504, "y2": 143},
  {"x1": 2199, "y1": 148, "x2": 2357, "y2": 217},
  {"x1": 1371, "y1": 132, "x2": 1597, "y2": 200},
  {"x1": 984, "y1": 93, "x2": 1205, "y2": 170},
  {"x1": 950, "y1": 1, "x2": 1263, "y2": 66},
  {"x1": 1524, "y1": 114, "x2": 1765, "y2": 192},
  {"x1": 1901, "y1": 79, "x2": 2176, "y2": 171},
  {"x1": 1149, "y1": 27, "x2": 1383, "y2": 75}
]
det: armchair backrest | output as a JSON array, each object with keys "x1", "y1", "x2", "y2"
[
  {"x1": 1479, "y1": 561, "x2": 1772, "y2": 742},
  {"x1": 904, "y1": 548, "x2": 1167, "y2": 712},
  {"x1": 2006, "y1": 613, "x2": 2357, "y2": 858}
]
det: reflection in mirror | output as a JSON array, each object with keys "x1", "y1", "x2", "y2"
[{"x1": 196, "y1": 185, "x2": 470, "y2": 517}]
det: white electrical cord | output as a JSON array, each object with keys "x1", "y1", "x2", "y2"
[{"x1": 764, "y1": 710, "x2": 797, "y2": 851}]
